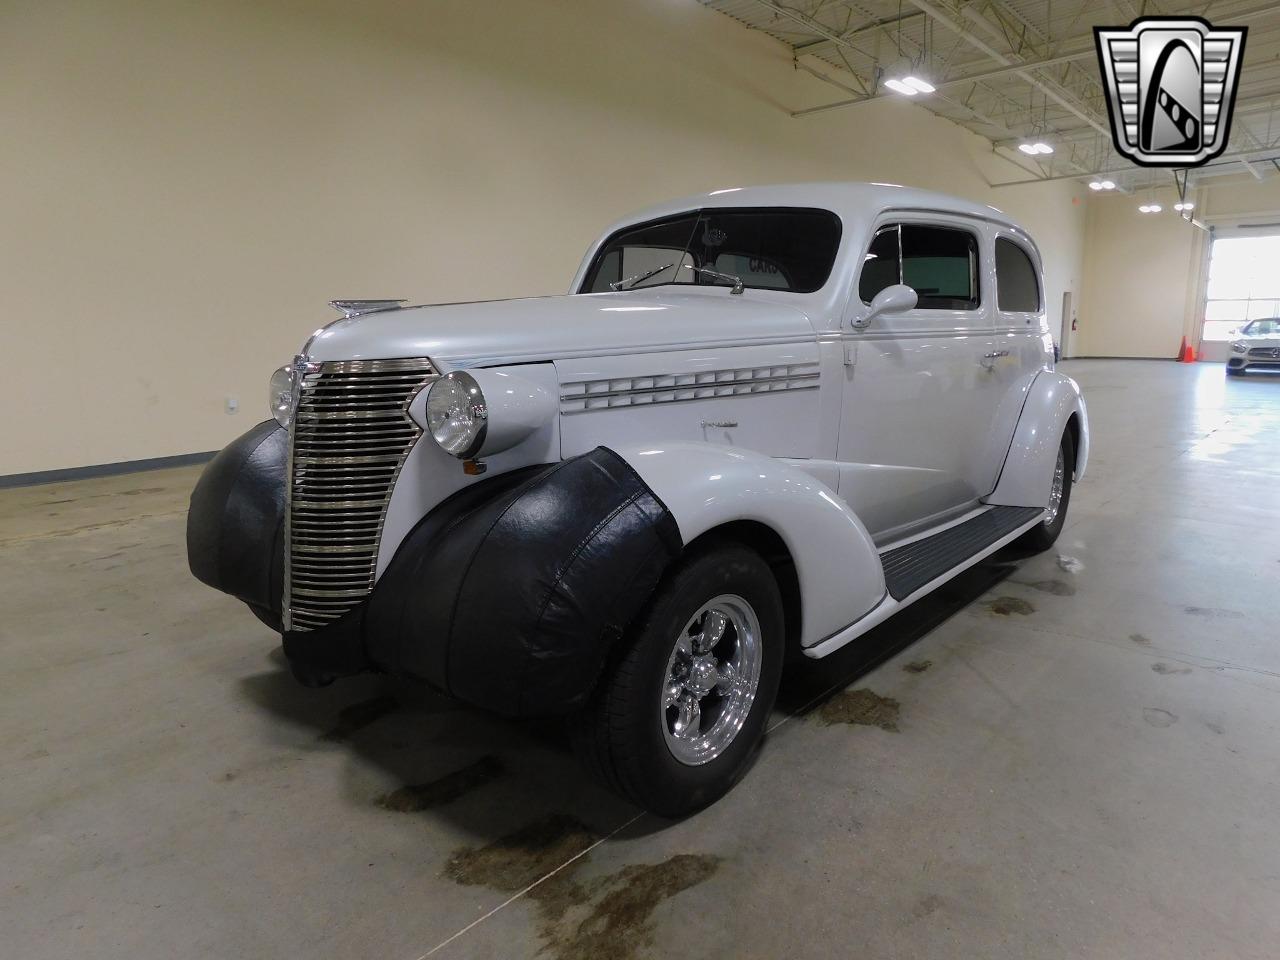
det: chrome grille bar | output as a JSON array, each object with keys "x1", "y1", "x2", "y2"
[{"x1": 284, "y1": 357, "x2": 438, "y2": 631}]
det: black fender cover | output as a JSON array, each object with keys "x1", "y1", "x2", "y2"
[
  {"x1": 186, "y1": 419, "x2": 287, "y2": 631},
  {"x1": 365, "y1": 446, "x2": 683, "y2": 716}
]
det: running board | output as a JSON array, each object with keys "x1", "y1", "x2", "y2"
[
  {"x1": 803, "y1": 504, "x2": 1046, "y2": 660},
  {"x1": 879, "y1": 505, "x2": 1044, "y2": 601}
]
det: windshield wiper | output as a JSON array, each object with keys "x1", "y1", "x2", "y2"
[
  {"x1": 611, "y1": 262, "x2": 676, "y2": 291},
  {"x1": 681, "y1": 263, "x2": 744, "y2": 294},
  {"x1": 611, "y1": 261, "x2": 745, "y2": 295}
]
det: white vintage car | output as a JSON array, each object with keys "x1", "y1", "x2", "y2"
[
  {"x1": 189, "y1": 182, "x2": 1089, "y2": 816},
  {"x1": 1227, "y1": 318, "x2": 1280, "y2": 375}
]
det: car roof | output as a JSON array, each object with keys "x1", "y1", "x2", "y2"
[{"x1": 613, "y1": 181, "x2": 1026, "y2": 233}]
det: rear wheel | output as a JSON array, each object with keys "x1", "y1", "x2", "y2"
[
  {"x1": 1015, "y1": 429, "x2": 1074, "y2": 553},
  {"x1": 574, "y1": 543, "x2": 784, "y2": 818}
]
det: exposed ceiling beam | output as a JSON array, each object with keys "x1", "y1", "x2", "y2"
[
  {"x1": 903, "y1": 0, "x2": 1110, "y2": 136},
  {"x1": 792, "y1": 46, "x2": 1098, "y2": 118},
  {"x1": 989, "y1": 144, "x2": 1280, "y2": 187}
]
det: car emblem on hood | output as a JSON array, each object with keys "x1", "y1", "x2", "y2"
[{"x1": 1095, "y1": 17, "x2": 1246, "y2": 167}]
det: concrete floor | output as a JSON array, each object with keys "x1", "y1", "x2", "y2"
[{"x1": 3, "y1": 359, "x2": 1279, "y2": 960}]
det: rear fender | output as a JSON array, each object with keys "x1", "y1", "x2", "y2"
[
  {"x1": 612, "y1": 442, "x2": 884, "y2": 647},
  {"x1": 987, "y1": 371, "x2": 1089, "y2": 508}
]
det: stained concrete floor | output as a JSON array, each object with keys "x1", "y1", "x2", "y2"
[{"x1": 3, "y1": 359, "x2": 1279, "y2": 960}]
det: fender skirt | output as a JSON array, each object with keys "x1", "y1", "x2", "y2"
[
  {"x1": 186, "y1": 420, "x2": 287, "y2": 631},
  {"x1": 365, "y1": 447, "x2": 683, "y2": 715}
]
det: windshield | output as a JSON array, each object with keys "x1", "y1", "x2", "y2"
[
  {"x1": 1242, "y1": 319, "x2": 1280, "y2": 337},
  {"x1": 580, "y1": 207, "x2": 842, "y2": 295}
]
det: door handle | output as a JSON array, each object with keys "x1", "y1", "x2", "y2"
[{"x1": 983, "y1": 350, "x2": 1010, "y2": 359}]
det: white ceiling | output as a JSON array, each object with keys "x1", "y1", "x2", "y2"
[{"x1": 699, "y1": 0, "x2": 1280, "y2": 191}]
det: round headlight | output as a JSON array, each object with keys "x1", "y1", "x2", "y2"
[
  {"x1": 426, "y1": 371, "x2": 487, "y2": 458},
  {"x1": 1231, "y1": 341, "x2": 1248, "y2": 354},
  {"x1": 269, "y1": 365, "x2": 295, "y2": 427}
]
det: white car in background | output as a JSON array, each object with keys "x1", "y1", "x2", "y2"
[
  {"x1": 188, "y1": 182, "x2": 1089, "y2": 816},
  {"x1": 1227, "y1": 319, "x2": 1280, "y2": 376}
]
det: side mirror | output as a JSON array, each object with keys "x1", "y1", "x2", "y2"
[{"x1": 857, "y1": 284, "x2": 917, "y2": 328}]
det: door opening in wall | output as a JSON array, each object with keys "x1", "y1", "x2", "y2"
[{"x1": 1200, "y1": 233, "x2": 1280, "y2": 362}]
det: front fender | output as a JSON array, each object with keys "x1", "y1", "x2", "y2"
[
  {"x1": 612, "y1": 443, "x2": 884, "y2": 647},
  {"x1": 364, "y1": 446, "x2": 683, "y2": 715},
  {"x1": 987, "y1": 371, "x2": 1089, "y2": 509}
]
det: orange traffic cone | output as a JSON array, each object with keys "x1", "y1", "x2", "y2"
[{"x1": 1177, "y1": 336, "x2": 1196, "y2": 362}]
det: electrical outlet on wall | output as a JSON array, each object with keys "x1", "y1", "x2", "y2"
[{"x1": 225, "y1": 395, "x2": 239, "y2": 415}]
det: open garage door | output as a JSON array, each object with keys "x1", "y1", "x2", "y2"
[{"x1": 1200, "y1": 232, "x2": 1280, "y2": 362}]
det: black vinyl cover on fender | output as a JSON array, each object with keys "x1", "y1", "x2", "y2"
[
  {"x1": 365, "y1": 446, "x2": 683, "y2": 716},
  {"x1": 187, "y1": 419, "x2": 288, "y2": 630}
]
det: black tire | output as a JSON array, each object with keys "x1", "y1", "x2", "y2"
[
  {"x1": 574, "y1": 542, "x2": 784, "y2": 818},
  {"x1": 1015, "y1": 429, "x2": 1075, "y2": 553}
]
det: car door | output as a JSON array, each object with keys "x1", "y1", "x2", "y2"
[
  {"x1": 975, "y1": 230, "x2": 1053, "y2": 495},
  {"x1": 835, "y1": 215, "x2": 996, "y2": 541}
]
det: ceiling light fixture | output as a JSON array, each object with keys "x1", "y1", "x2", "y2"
[
  {"x1": 883, "y1": 78, "x2": 919, "y2": 96},
  {"x1": 1088, "y1": 180, "x2": 1117, "y2": 191},
  {"x1": 1019, "y1": 141, "x2": 1054, "y2": 155},
  {"x1": 1174, "y1": 201, "x2": 1195, "y2": 212},
  {"x1": 1139, "y1": 203, "x2": 1163, "y2": 214},
  {"x1": 902, "y1": 76, "x2": 935, "y2": 94}
]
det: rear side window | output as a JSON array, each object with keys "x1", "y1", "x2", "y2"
[
  {"x1": 859, "y1": 223, "x2": 980, "y2": 309},
  {"x1": 995, "y1": 238, "x2": 1041, "y2": 312}
]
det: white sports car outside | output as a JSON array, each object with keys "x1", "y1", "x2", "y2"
[{"x1": 1227, "y1": 318, "x2": 1280, "y2": 375}]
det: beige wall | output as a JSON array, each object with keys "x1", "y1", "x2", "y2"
[
  {"x1": 1075, "y1": 173, "x2": 1280, "y2": 360},
  {"x1": 1076, "y1": 187, "x2": 1202, "y2": 359},
  {"x1": 0, "y1": 0, "x2": 1087, "y2": 475}
]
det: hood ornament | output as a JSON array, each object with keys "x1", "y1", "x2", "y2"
[{"x1": 329, "y1": 299, "x2": 408, "y2": 319}]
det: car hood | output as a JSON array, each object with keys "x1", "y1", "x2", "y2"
[
  {"x1": 305, "y1": 290, "x2": 816, "y2": 366},
  {"x1": 1236, "y1": 335, "x2": 1280, "y2": 347}
]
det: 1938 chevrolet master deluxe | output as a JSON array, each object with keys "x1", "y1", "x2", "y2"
[{"x1": 188, "y1": 183, "x2": 1089, "y2": 815}]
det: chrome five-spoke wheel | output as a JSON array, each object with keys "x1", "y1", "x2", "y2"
[
  {"x1": 573, "y1": 543, "x2": 784, "y2": 817},
  {"x1": 661, "y1": 595, "x2": 762, "y2": 766}
]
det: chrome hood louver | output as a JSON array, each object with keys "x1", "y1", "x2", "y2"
[{"x1": 284, "y1": 357, "x2": 438, "y2": 631}]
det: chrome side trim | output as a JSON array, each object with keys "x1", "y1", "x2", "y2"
[{"x1": 560, "y1": 363, "x2": 820, "y2": 413}]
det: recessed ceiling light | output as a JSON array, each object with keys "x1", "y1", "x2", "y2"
[
  {"x1": 902, "y1": 76, "x2": 936, "y2": 94},
  {"x1": 884, "y1": 78, "x2": 918, "y2": 96}
]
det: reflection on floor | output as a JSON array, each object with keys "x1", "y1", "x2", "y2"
[{"x1": 3, "y1": 360, "x2": 1279, "y2": 959}]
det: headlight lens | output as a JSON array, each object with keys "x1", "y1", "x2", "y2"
[
  {"x1": 269, "y1": 365, "x2": 295, "y2": 427},
  {"x1": 426, "y1": 371, "x2": 487, "y2": 458},
  {"x1": 1231, "y1": 341, "x2": 1248, "y2": 353}
]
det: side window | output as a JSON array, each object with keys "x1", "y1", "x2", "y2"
[
  {"x1": 858, "y1": 225, "x2": 900, "y2": 302},
  {"x1": 900, "y1": 224, "x2": 980, "y2": 310},
  {"x1": 995, "y1": 238, "x2": 1041, "y2": 312}
]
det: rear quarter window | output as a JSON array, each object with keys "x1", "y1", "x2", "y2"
[{"x1": 995, "y1": 238, "x2": 1041, "y2": 312}]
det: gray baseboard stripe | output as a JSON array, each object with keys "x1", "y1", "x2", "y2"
[{"x1": 0, "y1": 451, "x2": 216, "y2": 489}]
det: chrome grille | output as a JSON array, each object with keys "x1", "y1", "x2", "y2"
[
  {"x1": 1248, "y1": 346, "x2": 1280, "y2": 359},
  {"x1": 285, "y1": 358, "x2": 438, "y2": 631}
]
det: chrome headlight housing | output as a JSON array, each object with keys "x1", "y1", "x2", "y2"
[
  {"x1": 269, "y1": 365, "x2": 295, "y2": 427},
  {"x1": 1231, "y1": 340, "x2": 1249, "y2": 354},
  {"x1": 425, "y1": 371, "x2": 488, "y2": 458}
]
